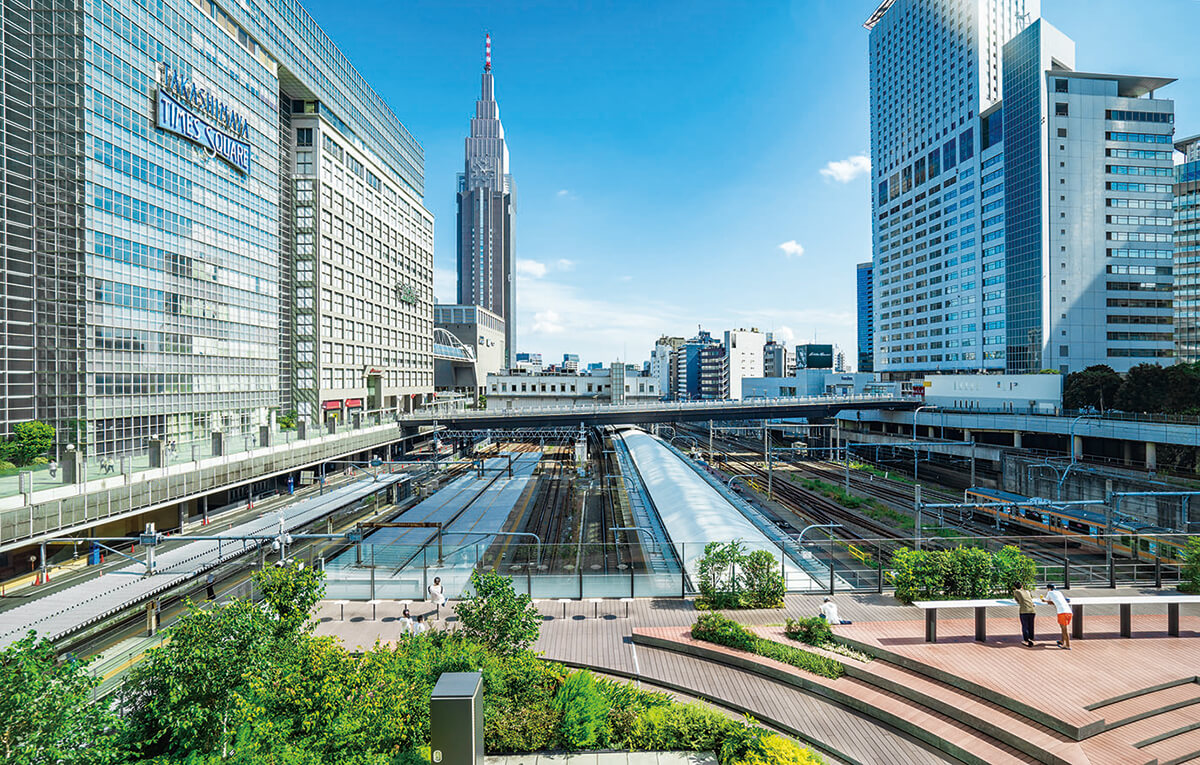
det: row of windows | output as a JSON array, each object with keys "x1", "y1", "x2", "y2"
[
  {"x1": 1106, "y1": 215, "x2": 1171, "y2": 227},
  {"x1": 1108, "y1": 348, "x2": 1174, "y2": 357},
  {"x1": 1106, "y1": 110, "x2": 1173, "y2": 124},
  {"x1": 1107, "y1": 248, "x2": 1172, "y2": 259},
  {"x1": 1107, "y1": 182, "x2": 1172, "y2": 193},
  {"x1": 1106, "y1": 131, "x2": 1172, "y2": 144},
  {"x1": 1108, "y1": 231, "x2": 1171, "y2": 243},
  {"x1": 1106, "y1": 148, "x2": 1172, "y2": 160},
  {"x1": 1106, "y1": 281, "x2": 1172, "y2": 292},
  {"x1": 1106, "y1": 265, "x2": 1172, "y2": 276},
  {"x1": 1107, "y1": 197, "x2": 1172, "y2": 210},
  {"x1": 1107, "y1": 165, "x2": 1172, "y2": 177},
  {"x1": 1107, "y1": 331, "x2": 1174, "y2": 342}
]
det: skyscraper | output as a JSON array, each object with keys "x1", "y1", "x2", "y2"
[
  {"x1": 1176, "y1": 135, "x2": 1200, "y2": 363},
  {"x1": 0, "y1": 0, "x2": 433, "y2": 452},
  {"x1": 856, "y1": 262, "x2": 874, "y2": 373},
  {"x1": 866, "y1": 0, "x2": 1175, "y2": 377},
  {"x1": 457, "y1": 35, "x2": 516, "y2": 367}
]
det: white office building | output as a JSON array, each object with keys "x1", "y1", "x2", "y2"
[
  {"x1": 486, "y1": 365, "x2": 659, "y2": 410},
  {"x1": 866, "y1": 0, "x2": 1175, "y2": 377},
  {"x1": 724, "y1": 329, "x2": 766, "y2": 400}
]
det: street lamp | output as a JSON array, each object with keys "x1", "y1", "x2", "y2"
[{"x1": 912, "y1": 405, "x2": 932, "y2": 481}]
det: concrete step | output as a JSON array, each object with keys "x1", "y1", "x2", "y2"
[{"x1": 1087, "y1": 680, "x2": 1200, "y2": 730}]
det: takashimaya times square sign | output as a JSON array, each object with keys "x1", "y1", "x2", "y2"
[{"x1": 155, "y1": 63, "x2": 252, "y2": 175}]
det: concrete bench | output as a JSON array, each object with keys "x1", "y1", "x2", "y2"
[
  {"x1": 914, "y1": 594, "x2": 1200, "y2": 643},
  {"x1": 1064, "y1": 595, "x2": 1200, "y2": 639},
  {"x1": 914, "y1": 598, "x2": 1013, "y2": 643}
]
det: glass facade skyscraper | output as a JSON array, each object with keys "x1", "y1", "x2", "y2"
[
  {"x1": 1176, "y1": 135, "x2": 1200, "y2": 363},
  {"x1": 856, "y1": 261, "x2": 874, "y2": 373},
  {"x1": 0, "y1": 0, "x2": 433, "y2": 454},
  {"x1": 867, "y1": 0, "x2": 1175, "y2": 378}
]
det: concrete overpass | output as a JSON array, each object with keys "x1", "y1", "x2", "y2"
[{"x1": 398, "y1": 394, "x2": 921, "y2": 429}]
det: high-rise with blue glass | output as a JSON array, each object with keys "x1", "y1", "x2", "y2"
[
  {"x1": 1176, "y1": 135, "x2": 1200, "y2": 363},
  {"x1": 856, "y1": 262, "x2": 874, "y2": 373},
  {"x1": 866, "y1": 0, "x2": 1175, "y2": 377},
  {"x1": 0, "y1": 0, "x2": 435, "y2": 453}
]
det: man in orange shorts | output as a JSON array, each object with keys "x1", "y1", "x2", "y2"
[{"x1": 1043, "y1": 584, "x2": 1072, "y2": 650}]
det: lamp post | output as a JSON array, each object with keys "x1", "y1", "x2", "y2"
[{"x1": 912, "y1": 405, "x2": 931, "y2": 481}]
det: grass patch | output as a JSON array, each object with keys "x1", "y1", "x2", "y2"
[{"x1": 691, "y1": 613, "x2": 844, "y2": 680}]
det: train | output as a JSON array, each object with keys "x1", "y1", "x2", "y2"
[{"x1": 962, "y1": 487, "x2": 1188, "y2": 564}]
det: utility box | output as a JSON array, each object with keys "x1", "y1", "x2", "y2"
[{"x1": 430, "y1": 671, "x2": 483, "y2": 764}]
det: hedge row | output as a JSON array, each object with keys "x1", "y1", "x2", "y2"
[{"x1": 690, "y1": 613, "x2": 844, "y2": 680}]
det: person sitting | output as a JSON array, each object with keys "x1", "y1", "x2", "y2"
[{"x1": 820, "y1": 597, "x2": 853, "y2": 625}]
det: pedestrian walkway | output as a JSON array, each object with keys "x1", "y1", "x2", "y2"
[{"x1": 0, "y1": 475, "x2": 403, "y2": 647}]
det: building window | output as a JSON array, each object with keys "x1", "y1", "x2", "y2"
[
  {"x1": 1055, "y1": 103, "x2": 1069, "y2": 117},
  {"x1": 1055, "y1": 79, "x2": 1068, "y2": 93},
  {"x1": 297, "y1": 127, "x2": 313, "y2": 146}
]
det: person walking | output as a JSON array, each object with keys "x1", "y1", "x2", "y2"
[
  {"x1": 1042, "y1": 584, "x2": 1072, "y2": 649},
  {"x1": 48, "y1": 460, "x2": 58, "y2": 479},
  {"x1": 820, "y1": 597, "x2": 852, "y2": 625},
  {"x1": 205, "y1": 572, "x2": 216, "y2": 600},
  {"x1": 1012, "y1": 584, "x2": 1038, "y2": 646},
  {"x1": 427, "y1": 576, "x2": 446, "y2": 618}
]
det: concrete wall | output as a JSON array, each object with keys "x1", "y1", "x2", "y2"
[{"x1": 923, "y1": 373, "x2": 1062, "y2": 411}]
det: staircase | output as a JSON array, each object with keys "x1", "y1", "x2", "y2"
[{"x1": 634, "y1": 624, "x2": 1200, "y2": 765}]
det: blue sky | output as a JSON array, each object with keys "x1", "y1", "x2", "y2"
[{"x1": 301, "y1": 0, "x2": 1200, "y2": 369}]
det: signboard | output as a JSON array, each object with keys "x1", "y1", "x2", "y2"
[
  {"x1": 344, "y1": 398, "x2": 363, "y2": 409},
  {"x1": 322, "y1": 400, "x2": 343, "y2": 410},
  {"x1": 796, "y1": 343, "x2": 834, "y2": 370},
  {"x1": 155, "y1": 64, "x2": 251, "y2": 175},
  {"x1": 300, "y1": 470, "x2": 315, "y2": 486}
]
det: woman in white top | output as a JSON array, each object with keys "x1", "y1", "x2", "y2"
[
  {"x1": 1042, "y1": 584, "x2": 1071, "y2": 650},
  {"x1": 398, "y1": 608, "x2": 413, "y2": 637},
  {"x1": 412, "y1": 614, "x2": 428, "y2": 635},
  {"x1": 427, "y1": 577, "x2": 446, "y2": 615}
]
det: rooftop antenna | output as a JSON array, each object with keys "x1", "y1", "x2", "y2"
[{"x1": 484, "y1": 33, "x2": 491, "y2": 72}]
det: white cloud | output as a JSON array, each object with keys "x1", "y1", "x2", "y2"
[
  {"x1": 555, "y1": 259, "x2": 575, "y2": 271},
  {"x1": 819, "y1": 154, "x2": 871, "y2": 183},
  {"x1": 556, "y1": 189, "x2": 571, "y2": 197},
  {"x1": 532, "y1": 309, "x2": 565, "y2": 334},
  {"x1": 516, "y1": 259, "x2": 548, "y2": 278},
  {"x1": 777, "y1": 240, "x2": 805, "y2": 258},
  {"x1": 773, "y1": 325, "x2": 796, "y2": 345}
]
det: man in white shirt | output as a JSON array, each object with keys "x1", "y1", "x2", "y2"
[
  {"x1": 820, "y1": 597, "x2": 852, "y2": 625},
  {"x1": 1042, "y1": 584, "x2": 1071, "y2": 650},
  {"x1": 412, "y1": 614, "x2": 428, "y2": 635}
]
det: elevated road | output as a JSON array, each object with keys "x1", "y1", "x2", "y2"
[{"x1": 401, "y1": 394, "x2": 920, "y2": 429}]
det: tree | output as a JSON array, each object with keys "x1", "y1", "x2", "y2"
[
  {"x1": 696, "y1": 540, "x2": 745, "y2": 609},
  {"x1": 3, "y1": 421, "x2": 54, "y2": 467},
  {"x1": 276, "y1": 409, "x2": 298, "y2": 430},
  {"x1": 121, "y1": 599, "x2": 278, "y2": 758},
  {"x1": 1164, "y1": 363, "x2": 1200, "y2": 414},
  {"x1": 0, "y1": 632, "x2": 126, "y2": 765},
  {"x1": 1063, "y1": 365, "x2": 1122, "y2": 411},
  {"x1": 454, "y1": 570, "x2": 541, "y2": 656},
  {"x1": 254, "y1": 561, "x2": 325, "y2": 637},
  {"x1": 1116, "y1": 363, "x2": 1171, "y2": 413},
  {"x1": 739, "y1": 549, "x2": 786, "y2": 609}
]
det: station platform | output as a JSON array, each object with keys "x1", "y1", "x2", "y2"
[
  {"x1": 325, "y1": 452, "x2": 541, "y2": 601},
  {"x1": 618, "y1": 430, "x2": 832, "y2": 591},
  {"x1": 0, "y1": 474, "x2": 403, "y2": 647}
]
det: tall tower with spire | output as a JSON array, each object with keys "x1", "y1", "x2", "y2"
[{"x1": 457, "y1": 34, "x2": 515, "y2": 366}]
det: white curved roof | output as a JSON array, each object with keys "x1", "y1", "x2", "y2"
[{"x1": 620, "y1": 430, "x2": 811, "y2": 586}]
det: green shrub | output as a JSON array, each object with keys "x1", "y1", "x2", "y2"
[
  {"x1": 992, "y1": 545, "x2": 1037, "y2": 592},
  {"x1": 692, "y1": 613, "x2": 843, "y2": 680},
  {"x1": 0, "y1": 460, "x2": 17, "y2": 474},
  {"x1": 943, "y1": 546, "x2": 993, "y2": 599},
  {"x1": 623, "y1": 703, "x2": 731, "y2": 754},
  {"x1": 1180, "y1": 537, "x2": 1200, "y2": 593},
  {"x1": 891, "y1": 545, "x2": 1037, "y2": 603},
  {"x1": 697, "y1": 541, "x2": 785, "y2": 609},
  {"x1": 692, "y1": 612, "x2": 757, "y2": 651},
  {"x1": 554, "y1": 671, "x2": 608, "y2": 749},
  {"x1": 454, "y1": 570, "x2": 541, "y2": 656},
  {"x1": 784, "y1": 616, "x2": 833, "y2": 646},
  {"x1": 697, "y1": 540, "x2": 745, "y2": 609},
  {"x1": 741, "y1": 549, "x2": 786, "y2": 608},
  {"x1": 30, "y1": 456, "x2": 48, "y2": 466}
]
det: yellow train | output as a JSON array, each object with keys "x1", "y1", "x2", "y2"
[{"x1": 963, "y1": 487, "x2": 1188, "y2": 564}]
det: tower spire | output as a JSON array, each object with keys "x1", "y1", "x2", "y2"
[{"x1": 484, "y1": 33, "x2": 491, "y2": 72}]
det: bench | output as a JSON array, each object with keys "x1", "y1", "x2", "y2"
[
  {"x1": 914, "y1": 594, "x2": 1200, "y2": 643},
  {"x1": 1064, "y1": 595, "x2": 1200, "y2": 639}
]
